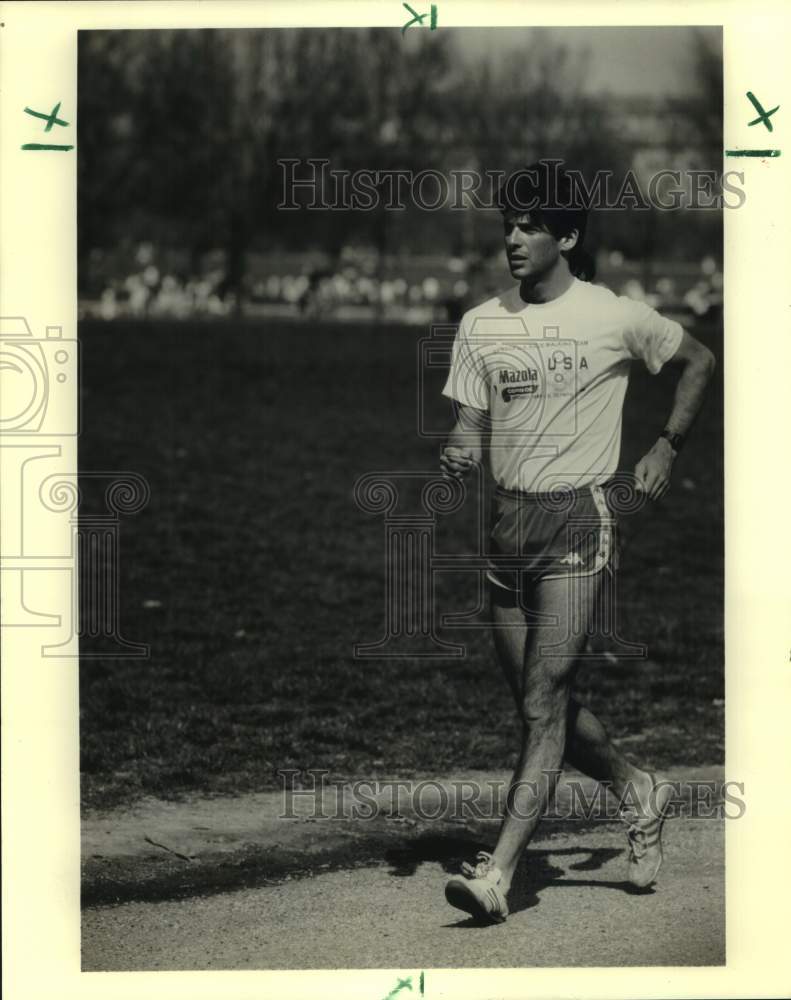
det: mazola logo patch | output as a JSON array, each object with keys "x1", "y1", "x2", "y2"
[
  {"x1": 499, "y1": 367, "x2": 540, "y2": 403},
  {"x1": 499, "y1": 368, "x2": 539, "y2": 384},
  {"x1": 502, "y1": 384, "x2": 539, "y2": 402}
]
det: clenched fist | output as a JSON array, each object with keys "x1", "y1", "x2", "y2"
[
  {"x1": 440, "y1": 445, "x2": 477, "y2": 480},
  {"x1": 634, "y1": 437, "x2": 676, "y2": 500}
]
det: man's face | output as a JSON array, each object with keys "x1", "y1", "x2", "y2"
[{"x1": 503, "y1": 212, "x2": 565, "y2": 281}]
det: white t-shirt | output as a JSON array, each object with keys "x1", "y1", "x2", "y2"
[{"x1": 442, "y1": 279, "x2": 684, "y2": 493}]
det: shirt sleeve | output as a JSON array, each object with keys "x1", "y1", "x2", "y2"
[
  {"x1": 441, "y1": 314, "x2": 490, "y2": 411},
  {"x1": 620, "y1": 297, "x2": 684, "y2": 374}
]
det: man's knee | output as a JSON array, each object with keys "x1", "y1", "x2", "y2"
[
  {"x1": 520, "y1": 703, "x2": 568, "y2": 733},
  {"x1": 520, "y1": 658, "x2": 574, "y2": 728},
  {"x1": 519, "y1": 692, "x2": 570, "y2": 730}
]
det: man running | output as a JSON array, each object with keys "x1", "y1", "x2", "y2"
[{"x1": 439, "y1": 161, "x2": 716, "y2": 923}]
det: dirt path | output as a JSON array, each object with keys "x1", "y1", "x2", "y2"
[
  {"x1": 81, "y1": 768, "x2": 725, "y2": 970},
  {"x1": 82, "y1": 818, "x2": 724, "y2": 970}
]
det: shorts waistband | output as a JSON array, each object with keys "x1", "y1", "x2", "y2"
[{"x1": 494, "y1": 480, "x2": 612, "y2": 504}]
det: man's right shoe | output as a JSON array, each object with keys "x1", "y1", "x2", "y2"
[
  {"x1": 445, "y1": 850, "x2": 509, "y2": 923},
  {"x1": 621, "y1": 772, "x2": 674, "y2": 888}
]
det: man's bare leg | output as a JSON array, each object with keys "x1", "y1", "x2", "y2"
[
  {"x1": 565, "y1": 699, "x2": 650, "y2": 797},
  {"x1": 489, "y1": 574, "x2": 650, "y2": 893},
  {"x1": 491, "y1": 579, "x2": 648, "y2": 793}
]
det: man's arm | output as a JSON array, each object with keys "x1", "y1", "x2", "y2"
[
  {"x1": 635, "y1": 329, "x2": 716, "y2": 499},
  {"x1": 440, "y1": 403, "x2": 488, "y2": 479}
]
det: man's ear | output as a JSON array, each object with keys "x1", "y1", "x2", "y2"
[{"x1": 558, "y1": 229, "x2": 580, "y2": 253}]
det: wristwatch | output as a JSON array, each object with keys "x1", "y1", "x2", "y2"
[{"x1": 659, "y1": 429, "x2": 684, "y2": 453}]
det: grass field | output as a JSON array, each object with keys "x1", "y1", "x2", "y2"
[{"x1": 79, "y1": 316, "x2": 723, "y2": 810}]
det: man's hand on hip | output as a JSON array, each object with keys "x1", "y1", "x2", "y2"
[{"x1": 634, "y1": 437, "x2": 676, "y2": 500}]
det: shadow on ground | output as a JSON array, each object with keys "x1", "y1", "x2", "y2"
[
  {"x1": 85, "y1": 816, "x2": 642, "y2": 909},
  {"x1": 385, "y1": 832, "x2": 652, "y2": 926}
]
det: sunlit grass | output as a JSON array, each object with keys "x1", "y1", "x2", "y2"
[{"x1": 79, "y1": 317, "x2": 723, "y2": 809}]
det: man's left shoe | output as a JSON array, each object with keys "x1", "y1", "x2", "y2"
[
  {"x1": 445, "y1": 851, "x2": 509, "y2": 923},
  {"x1": 621, "y1": 772, "x2": 674, "y2": 888}
]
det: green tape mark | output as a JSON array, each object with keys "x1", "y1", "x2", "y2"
[
  {"x1": 725, "y1": 149, "x2": 781, "y2": 157},
  {"x1": 24, "y1": 102, "x2": 69, "y2": 131}
]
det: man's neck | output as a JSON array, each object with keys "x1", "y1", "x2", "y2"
[{"x1": 519, "y1": 263, "x2": 575, "y2": 305}]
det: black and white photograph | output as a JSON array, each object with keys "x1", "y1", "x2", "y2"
[
  {"x1": 5, "y1": 0, "x2": 791, "y2": 994},
  {"x1": 71, "y1": 21, "x2": 732, "y2": 973}
]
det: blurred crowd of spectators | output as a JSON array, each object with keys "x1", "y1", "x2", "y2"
[
  {"x1": 87, "y1": 244, "x2": 236, "y2": 321},
  {"x1": 80, "y1": 242, "x2": 723, "y2": 326}
]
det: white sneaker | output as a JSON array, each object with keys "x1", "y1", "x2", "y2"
[
  {"x1": 445, "y1": 851, "x2": 509, "y2": 923},
  {"x1": 621, "y1": 772, "x2": 674, "y2": 888}
]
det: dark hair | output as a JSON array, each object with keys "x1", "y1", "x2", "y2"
[{"x1": 498, "y1": 160, "x2": 596, "y2": 281}]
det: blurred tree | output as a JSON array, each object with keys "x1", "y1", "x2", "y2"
[
  {"x1": 77, "y1": 32, "x2": 138, "y2": 265},
  {"x1": 635, "y1": 27, "x2": 723, "y2": 274},
  {"x1": 686, "y1": 27, "x2": 723, "y2": 155},
  {"x1": 77, "y1": 27, "x2": 722, "y2": 296},
  {"x1": 79, "y1": 31, "x2": 236, "y2": 276}
]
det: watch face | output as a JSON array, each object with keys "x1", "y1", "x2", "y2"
[{"x1": 662, "y1": 431, "x2": 683, "y2": 451}]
